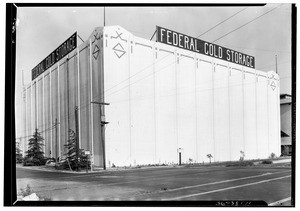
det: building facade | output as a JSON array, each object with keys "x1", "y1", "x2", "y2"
[
  {"x1": 21, "y1": 26, "x2": 281, "y2": 168},
  {"x1": 280, "y1": 94, "x2": 292, "y2": 155}
]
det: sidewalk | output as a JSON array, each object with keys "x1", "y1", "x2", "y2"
[
  {"x1": 272, "y1": 158, "x2": 291, "y2": 164},
  {"x1": 16, "y1": 164, "x2": 99, "y2": 174},
  {"x1": 16, "y1": 157, "x2": 292, "y2": 173}
]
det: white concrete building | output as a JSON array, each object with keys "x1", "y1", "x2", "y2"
[{"x1": 21, "y1": 25, "x2": 281, "y2": 168}]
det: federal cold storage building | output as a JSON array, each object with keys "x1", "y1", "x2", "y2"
[{"x1": 22, "y1": 25, "x2": 281, "y2": 168}]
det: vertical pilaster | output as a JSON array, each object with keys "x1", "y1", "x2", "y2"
[
  {"x1": 43, "y1": 74, "x2": 45, "y2": 153},
  {"x1": 255, "y1": 71, "x2": 258, "y2": 158},
  {"x1": 128, "y1": 38, "x2": 132, "y2": 165},
  {"x1": 24, "y1": 87, "x2": 27, "y2": 154},
  {"x1": 31, "y1": 82, "x2": 33, "y2": 135},
  {"x1": 175, "y1": 52, "x2": 179, "y2": 163},
  {"x1": 276, "y1": 77, "x2": 280, "y2": 155},
  {"x1": 212, "y1": 59, "x2": 215, "y2": 161},
  {"x1": 36, "y1": 81, "x2": 38, "y2": 130},
  {"x1": 267, "y1": 76, "x2": 270, "y2": 156},
  {"x1": 49, "y1": 69, "x2": 53, "y2": 157},
  {"x1": 153, "y1": 46, "x2": 157, "y2": 164},
  {"x1": 57, "y1": 62, "x2": 61, "y2": 158},
  {"x1": 228, "y1": 64, "x2": 231, "y2": 161},
  {"x1": 89, "y1": 39, "x2": 94, "y2": 165},
  {"x1": 77, "y1": 47, "x2": 81, "y2": 148},
  {"x1": 242, "y1": 67, "x2": 245, "y2": 154},
  {"x1": 194, "y1": 56, "x2": 198, "y2": 162}
]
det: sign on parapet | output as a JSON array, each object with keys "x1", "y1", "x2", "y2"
[
  {"x1": 31, "y1": 32, "x2": 77, "y2": 80},
  {"x1": 156, "y1": 26, "x2": 255, "y2": 69}
]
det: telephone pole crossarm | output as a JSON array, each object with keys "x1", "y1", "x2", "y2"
[{"x1": 91, "y1": 101, "x2": 110, "y2": 105}]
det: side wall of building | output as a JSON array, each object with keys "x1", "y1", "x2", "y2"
[
  {"x1": 103, "y1": 26, "x2": 281, "y2": 167},
  {"x1": 281, "y1": 103, "x2": 292, "y2": 145},
  {"x1": 23, "y1": 27, "x2": 105, "y2": 167}
]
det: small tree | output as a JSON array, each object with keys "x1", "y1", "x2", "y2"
[
  {"x1": 64, "y1": 129, "x2": 79, "y2": 170},
  {"x1": 240, "y1": 150, "x2": 245, "y2": 161},
  {"x1": 207, "y1": 154, "x2": 213, "y2": 163},
  {"x1": 24, "y1": 129, "x2": 45, "y2": 166},
  {"x1": 269, "y1": 152, "x2": 276, "y2": 159},
  {"x1": 64, "y1": 129, "x2": 89, "y2": 171},
  {"x1": 16, "y1": 140, "x2": 23, "y2": 163}
]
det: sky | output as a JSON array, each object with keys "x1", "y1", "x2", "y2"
[{"x1": 14, "y1": 4, "x2": 293, "y2": 138}]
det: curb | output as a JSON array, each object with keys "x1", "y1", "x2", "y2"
[
  {"x1": 16, "y1": 165, "x2": 99, "y2": 174},
  {"x1": 16, "y1": 158, "x2": 291, "y2": 174}
]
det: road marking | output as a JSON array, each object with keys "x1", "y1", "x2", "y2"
[
  {"x1": 18, "y1": 170, "x2": 291, "y2": 194},
  {"x1": 163, "y1": 170, "x2": 290, "y2": 193},
  {"x1": 165, "y1": 175, "x2": 291, "y2": 200},
  {"x1": 268, "y1": 197, "x2": 291, "y2": 206}
]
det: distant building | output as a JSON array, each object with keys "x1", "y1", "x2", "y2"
[{"x1": 280, "y1": 94, "x2": 292, "y2": 155}]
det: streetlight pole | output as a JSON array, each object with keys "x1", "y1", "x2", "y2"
[
  {"x1": 104, "y1": 7, "x2": 106, "y2": 27},
  {"x1": 91, "y1": 101, "x2": 109, "y2": 170}
]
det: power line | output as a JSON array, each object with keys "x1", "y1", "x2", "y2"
[
  {"x1": 20, "y1": 46, "x2": 272, "y2": 136},
  {"x1": 197, "y1": 7, "x2": 248, "y2": 38},
  {"x1": 19, "y1": 5, "x2": 286, "y2": 136},
  {"x1": 96, "y1": 5, "x2": 283, "y2": 99},
  {"x1": 23, "y1": 6, "x2": 279, "y2": 100},
  {"x1": 212, "y1": 4, "x2": 283, "y2": 43},
  {"x1": 107, "y1": 75, "x2": 278, "y2": 106},
  {"x1": 19, "y1": 52, "x2": 285, "y2": 138},
  {"x1": 224, "y1": 45, "x2": 291, "y2": 54},
  {"x1": 258, "y1": 61, "x2": 290, "y2": 70},
  {"x1": 16, "y1": 124, "x2": 56, "y2": 140}
]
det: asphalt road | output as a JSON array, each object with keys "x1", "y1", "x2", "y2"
[{"x1": 16, "y1": 164, "x2": 292, "y2": 206}]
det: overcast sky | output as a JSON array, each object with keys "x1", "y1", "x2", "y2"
[{"x1": 14, "y1": 4, "x2": 292, "y2": 137}]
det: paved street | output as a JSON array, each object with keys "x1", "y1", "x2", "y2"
[{"x1": 16, "y1": 163, "x2": 292, "y2": 205}]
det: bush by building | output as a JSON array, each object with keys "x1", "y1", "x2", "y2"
[{"x1": 23, "y1": 129, "x2": 45, "y2": 166}]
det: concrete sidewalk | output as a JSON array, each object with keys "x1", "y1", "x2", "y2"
[
  {"x1": 272, "y1": 158, "x2": 291, "y2": 164},
  {"x1": 16, "y1": 157, "x2": 292, "y2": 174},
  {"x1": 16, "y1": 164, "x2": 94, "y2": 174}
]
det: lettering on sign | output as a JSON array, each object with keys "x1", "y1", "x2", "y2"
[
  {"x1": 32, "y1": 32, "x2": 77, "y2": 80},
  {"x1": 156, "y1": 26, "x2": 255, "y2": 68}
]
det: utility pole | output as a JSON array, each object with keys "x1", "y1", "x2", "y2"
[
  {"x1": 75, "y1": 106, "x2": 80, "y2": 169},
  {"x1": 275, "y1": 55, "x2": 278, "y2": 74},
  {"x1": 104, "y1": 7, "x2": 106, "y2": 27},
  {"x1": 54, "y1": 118, "x2": 59, "y2": 163},
  {"x1": 91, "y1": 101, "x2": 109, "y2": 170}
]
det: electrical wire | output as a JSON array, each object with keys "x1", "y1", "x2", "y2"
[
  {"x1": 197, "y1": 7, "x2": 248, "y2": 38},
  {"x1": 19, "y1": 41, "x2": 284, "y2": 137},
  {"x1": 18, "y1": 55, "x2": 283, "y2": 138},
  {"x1": 213, "y1": 4, "x2": 283, "y2": 43},
  {"x1": 18, "y1": 5, "x2": 286, "y2": 139},
  {"x1": 258, "y1": 61, "x2": 290, "y2": 70}
]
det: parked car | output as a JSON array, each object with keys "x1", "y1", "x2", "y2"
[{"x1": 45, "y1": 160, "x2": 56, "y2": 167}]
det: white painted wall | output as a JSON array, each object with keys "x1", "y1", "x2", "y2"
[
  {"x1": 23, "y1": 26, "x2": 280, "y2": 167},
  {"x1": 103, "y1": 26, "x2": 281, "y2": 167}
]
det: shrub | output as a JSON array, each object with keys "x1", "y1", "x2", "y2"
[
  {"x1": 261, "y1": 160, "x2": 273, "y2": 164},
  {"x1": 20, "y1": 185, "x2": 33, "y2": 197},
  {"x1": 226, "y1": 161, "x2": 254, "y2": 167},
  {"x1": 16, "y1": 141, "x2": 23, "y2": 164},
  {"x1": 16, "y1": 156, "x2": 24, "y2": 164},
  {"x1": 240, "y1": 151, "x2": 245, "y2": 161},
  {"x1": 62, "y1": 129, "x2": 91, "y2": 171},
  {"x1": 269, "y1": 152, "x2": 276, "y2": 159},
  {"x1": 19, "y1": 185, "x2": 52, "y2": 201}
]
